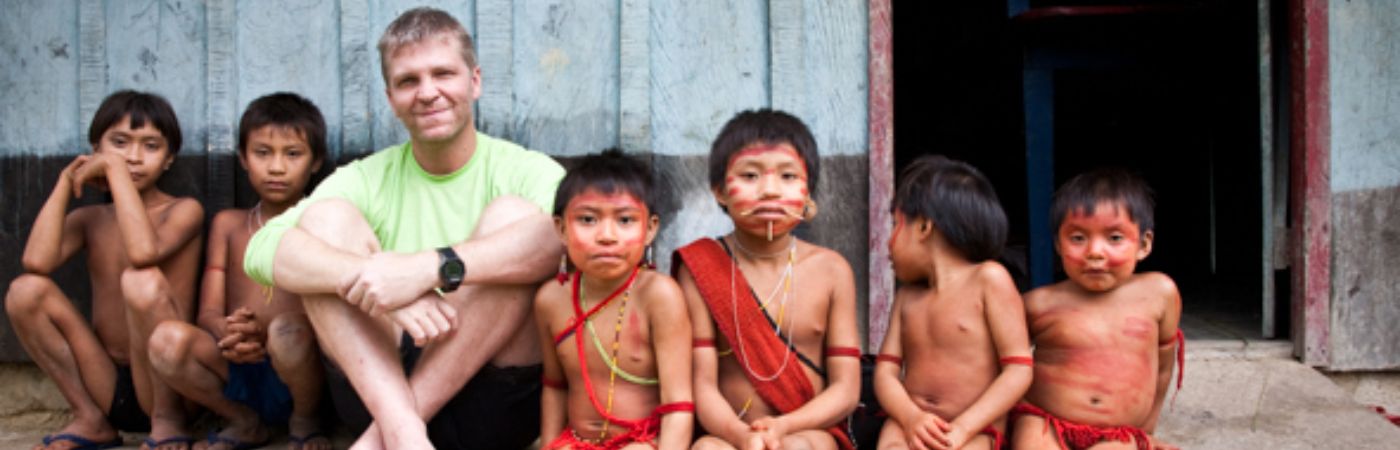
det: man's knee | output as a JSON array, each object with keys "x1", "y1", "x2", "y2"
[
  {"x1": 5, "y1": 273, "x2": 55, "y2": 318},
  {"x1": 296, "y1": 198, "x2": 378, "y2": 252},
  {"x1": 472, "y1": 195, "x2": 542, "y2": 238},
  {"x1": 147, "y1": 321, "x2": 199, "y2": 376},
  {"x1": 267, "y1": 313, "x2": 318, "y2": 367},
  {"x1": 120, "y1": 267, "x2": 168, "y2": 313}
]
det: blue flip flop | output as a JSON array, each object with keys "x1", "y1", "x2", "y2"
[
  {"x1": 40, "y1": 433, "x2": 122, "y2": 450},
  {"x1": 201, "y1": 431, "x2": 270, "y2": 450},
  {"x1": 288, "y1": 431, "x2": 329, "y2": 450},
  {"x1": 142, "y1": 435, "x2": 195, "y2": 450}
]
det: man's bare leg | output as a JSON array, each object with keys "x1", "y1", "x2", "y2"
[
  {"x1": 352, "y1": 196, "x2": 546, "y2": 450},
  {"x1": 122, "y1": 267, "x2": 193, "y2": 449},
  {"x1": 147, "y1": 321, "x2": 268, "y2": 448},
  {"x1": 266, "y1": 313, "x2": 331, "y2": 450},
  {"x1": 294, "y1": 199, "x2": 430, "y2": 450},
  {"x1": 5, "y1": 274, "x2": 120, "y2": 447}
]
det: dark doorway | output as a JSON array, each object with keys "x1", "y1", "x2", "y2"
[{"x1": 892, "y1": 1, "x2": 1272, "y2": 340}]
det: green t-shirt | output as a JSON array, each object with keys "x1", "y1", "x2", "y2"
[{"x1": 244, "y1": 132, "x2": 565, "y2": 286}]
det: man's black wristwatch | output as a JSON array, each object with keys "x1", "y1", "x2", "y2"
[{"x1": 436, "y1": 247, "x2": 465, "y2": 293}]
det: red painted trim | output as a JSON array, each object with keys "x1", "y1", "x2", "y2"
[
  {"x1": 867, "y1": 0, "x2": 895, "y2": 351},
  {"x1": 1289, "y1": 0, "x2": 1330, "y2": 366}
]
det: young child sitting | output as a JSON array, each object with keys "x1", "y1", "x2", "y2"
[
  {"x1": 674, "y1": 109, "x2": 861, "y2": 450},
  {"x1": 5, "y1": 90, "x2": 204, "y2": 450},
  {"x1": 146, "y1": 93, "x2": 330, "y2": 450},
  {"x1": 535, "y1": 149, "x2": 694, "y2": 449},
  {"x1": 1012, "y1": 169, "x2": 1183, "y2": 450},
  {"x1": 872, "y1": 155, "x2": 1033, "y2": 450}
]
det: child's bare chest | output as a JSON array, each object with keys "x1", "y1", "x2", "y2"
[{"x1": 1033, "y1": 300, "x2": 1159, "y2": 353}]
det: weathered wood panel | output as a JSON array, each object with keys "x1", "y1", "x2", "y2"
[
  {"x1": 509, "y1": 0, "x2": 619, "y2": 156},
  {"x1": 1329, "y1": 186, "x2": 1400, "y2": 370},
  {"x1": 0, "y1": 0, "x2": 82, "y2": 156},
  {"x1": 0, "y1": 0, "x2": 872, "y2": 362},
  {"x1": 1325, "y1": 0, "x2": 1400, "y2": 370}
]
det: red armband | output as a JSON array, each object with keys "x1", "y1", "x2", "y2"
[
  {"x1": 825, "y1": 346, "x2": 861, "y2": 358},
  {"x1": 693, "y1": 338, "x2": 715, "y2": 348},
  {"x1": 542, "y1": 376, "x2": 567, "y2": 390},
  {"x1": 876, "y1": 354, "x2": 903, "y2": 365},
  {"x1": 655, "y1": 401, "x2": 695, "y2": 415},
  {"x1": 999, "y1": 356, "x2": 1034, "y2": 366}
]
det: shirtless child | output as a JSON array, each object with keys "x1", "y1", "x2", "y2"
[
  {"x1": 1012, "y1": 169, "x2": 1182, "y2": 450},
  {"x1": 147, "y1": 93, "x2": 330, "y2": 450},
  {"x1": 675, "y1": 109, "x2": 861, "y2": 450},
  {"x1": 873, "y1": 155, "x2": 1032, "y2": 450},
  {"x1": 6, "y1": 90, "x2": 204, "y2": 450},
  {"x1": 536, "y1": 149, "x2": 693, "y2": 449}
]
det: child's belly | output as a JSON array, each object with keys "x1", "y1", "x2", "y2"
[
  {"x1": 1026, "y1": 347, "x2": 1157, "y2": 427},
  {"x1": 903, "y1": 355, "x2": 997, "y2": 420}
]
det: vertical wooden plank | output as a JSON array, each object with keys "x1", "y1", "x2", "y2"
[
  {"x1": 1258, "y1": 0, "x2": 1276, "y2": 338},
  {"x1": 510, "y1": 0, "x2": 618, "y2": 155},
  {"x1": 77, "y1": 0, "x2": 105, "y2": 135},
  {"x1": 1025, "y1": 69, "x2": 1055, "y2": 288},
  {"x1": 1289, "y1": 0, "x2": 1330, "y2": 366},
  {"x1": 475, "y1": 0, "x2": 513, "y2": 138},
  {"x1": 618, "y1": 0, "x2": 651, "y2": 153},
  {"x1": 207, "y1": 0, "x2": 237, "y2": 211},
  {"x1": 769, "y1": 0, "x2": 802, "y2": 111},
  {"x1": 0, "y1": 0, "x2": 81, "y2": 156},
  {"x1": 867, "y1": 0, "x2": 893, "y2": 351},
  {"x1": 341, "y1": 0, "x2": 373, "y2": 159}
]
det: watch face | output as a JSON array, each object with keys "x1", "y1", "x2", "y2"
[{"x1": 443, "y1": 260, "x2": 465, "y2": 279}]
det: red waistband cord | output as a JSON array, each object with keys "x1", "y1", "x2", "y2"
[
  {"x1": 875, "y1": 354, "x2": 903, "y2": 365},
  {"x1": 825, "y1": 347, "x2": 862, "y2": 358},
  {"x1": 999, "y1": 356, "x2": 1034, "y2": 366},
  {"x1": 542, "y1": 376, "x2": 567, "y2": 390}
]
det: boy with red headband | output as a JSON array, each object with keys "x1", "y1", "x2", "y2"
[
  {"x1": 535, "y1": 149, "x2": 694, "y2": 449},
  {"x1": 1012, "y1": 169, "x2": 1182, "y2": 450},
  {"x1": 675, "y1": 109, "x2": 861, "y2": 450}
]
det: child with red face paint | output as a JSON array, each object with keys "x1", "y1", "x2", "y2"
[
  {"x1": 1011, "y1": 169, "x2": 1182, "y2": 450},
  {"x1": 535, "y1": 149, "x2": 694, "y2": 449},
  {"x1": 872, "y1": 155, "x2": 1032, "y2": 450},
  {"x1": 674, "y1": 109, "x2": 861, "y2": 450}
]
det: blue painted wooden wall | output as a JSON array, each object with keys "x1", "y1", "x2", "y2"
[{"x1": 0, "y1": 0, "x2": 871, "y2": 360}]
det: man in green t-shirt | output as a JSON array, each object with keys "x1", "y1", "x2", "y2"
[{"x1": 243, "y1": 7, "x2": 563, "y2": 450}]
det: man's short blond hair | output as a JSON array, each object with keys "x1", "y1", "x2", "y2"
[{"x1": 378, "y1": 7, "x2": 477, "y2": 81}]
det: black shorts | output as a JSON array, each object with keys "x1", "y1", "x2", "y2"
[
  {"x1": 325, "y1": 334, "x2": 542, "y2": 450},
  {"x1": 107, "y1": 364, "x2": 151, "y2": 432}
]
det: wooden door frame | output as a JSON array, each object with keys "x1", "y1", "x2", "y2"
[
  {"x1": 1289, "y1": 0, "x2": 1331, "y2": 366},
  {"x1": 867, "y1": 0, "x2": 895, "y2": 350}
]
